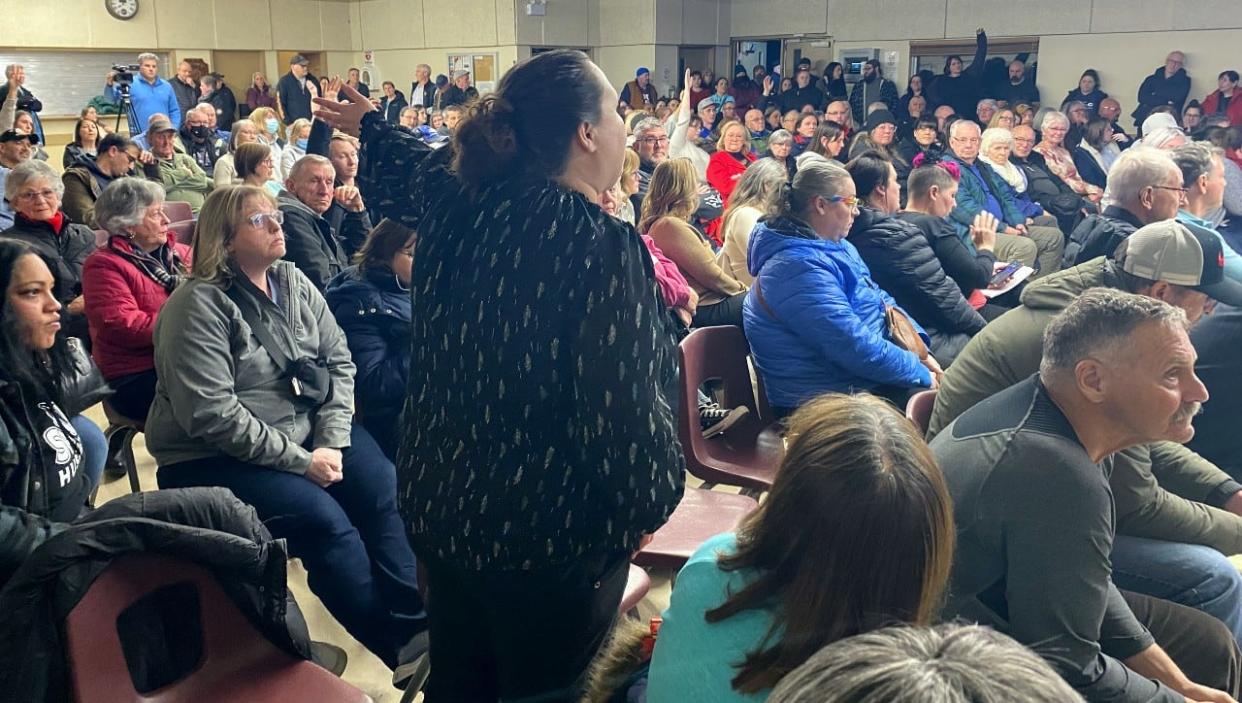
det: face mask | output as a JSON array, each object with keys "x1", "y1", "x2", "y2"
[
  {"x1": 190, "y1": 126, "x2": 211, "y2": 140},
  {"x1": 265, "y1": 118, "x2": 279, "y2": 134},
  {"x1": 296, "y1": 138, "x2": 308, "y2": 150}
]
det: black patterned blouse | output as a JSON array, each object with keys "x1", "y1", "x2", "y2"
[{"x1": 357, "y1": 113, "x2": 685, "y2": 571}]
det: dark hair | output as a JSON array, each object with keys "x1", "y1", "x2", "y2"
[
  {"x1": 69, "y1": 119, "x2": 96, "y2": 149},
  {"x1": 353, "y1": 218, "x2": 416, "y2": 272},
  {"x1": 0, "y1": 239, "x2": 74, "y2": 404},
  {"x1": 913, "y1": 117, "x2": 938, "y2": 132},
  {"x1": 825, "y1": 62, "x2": 843, "y2": 81},
  {"x1": 942, "y1": 54, "x2": 964, "y2": 75},
  {"x1": 453, "y1": 50, "x2": 602, "y2": 188},
  {"x1": 98, "y1": 132, "x2": 134, "y2": 155},
  {"x1": 907, "y1": 164, "x2": 958, "y2": 201},
  {"x1": 1079, "y1": 68, "x2": 1101, "y2": 91},
  {"x1": 1220, "y1": 70, "x2": 1240, "y2": 83},
  {"x1": 845, "y1": 150, "x2": 894, "y2": 201},
  {"x1": 808, "y1": 120, "x2": 844, "y2": 157},
  {"x1": 704, "y1": 393, "x2": 955, "y2": 693},
  {"x1": 234, "y1": 142, "x2": 272, "y2": 179},
  {"x1": 1083, "y1": 118, "x2": 1114, "y2": 149}
]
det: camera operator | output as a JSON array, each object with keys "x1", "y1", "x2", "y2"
[{"x1": 104, "y1": 53, "x2": 181, "y2": 135}]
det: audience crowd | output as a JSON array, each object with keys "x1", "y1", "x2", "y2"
[{"x1": 1, "y1": 33, "x2": 1242, "y2": 703}]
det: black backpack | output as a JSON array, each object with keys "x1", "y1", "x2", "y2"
[{"x1": 1062, "y1": 213, "x2": 1139, "y2": 269}]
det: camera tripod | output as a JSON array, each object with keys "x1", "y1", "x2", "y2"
[{"x1": 112, "y1": 84, "x2": 140, "y2": 136}]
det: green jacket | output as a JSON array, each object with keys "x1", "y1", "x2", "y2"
[
  {"x1": 928, "y1": 256, "x2": 1242, "y2": 554},
  {"x1": 945, "y1": 153, "x2": 1025, "y2": 242},
  {"x1": 145, "y1": 261, "x2": 355, "y2": 473},
  {"x1": 155, "y1": 152, "x2": 213, "y2": 214}
]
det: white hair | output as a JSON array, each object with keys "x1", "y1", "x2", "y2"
[
  {"x1": 980, "y1": 127, "x2": 1014, "y2": 152},
  {"x1": 1103, "y1": 146, "x2": 1180, "y2": 206},
  {"x1": 1142, "y1": 127, "x2": 1188, "y2": 150},
  {"x1": 948, "y1": 119, "x2": 980, "y2": 139},
  {"x1": 137, "y1": 52, "x2": 159, "y2": 64},
  {"x1": 977, "y1": 98, "x2": 998, "y2": 111},
  {"x1": 1039, "y1": 110, "x2": 1069, "y2": 131}
]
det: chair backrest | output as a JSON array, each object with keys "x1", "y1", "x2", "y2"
[
  {"x1": 905, "y1": 389, "x2": 938, "y2": 436},
  {"x1": 163, "y1": 201, "x2": 194, "y2": 224},
  {"x1": 167, "y1": 219, "x2": 195, "y2": 248},
  {"x1": 678, "y1": 326, "x2": 783, "y2": 491},
  {"x1": 64, "y1": 552, "x2": 287, "y2": 701}
]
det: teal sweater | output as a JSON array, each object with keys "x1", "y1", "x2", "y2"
[{"x1": 647, "y1": 533, "x2": 775, "y2": 703}]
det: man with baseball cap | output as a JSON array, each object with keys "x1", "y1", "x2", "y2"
[
  {"x1": 0, "y1": 129, "x2": 38, "y2": 229},
  {"x1": 620, "y1": 66, "x2": 657, "y2": 111},
  {"x1": 439, "y1": 69, "x2": 478, "y2": 108},
  {"x1": 146, "y1": 116, "x2": 212, "y2": 214},
  {"x1": 277, "y1": 53, "x2": 317, "y2": 125},
  {"x1": 928, "y1": 219, "x2": 1242, "y2": 648}
]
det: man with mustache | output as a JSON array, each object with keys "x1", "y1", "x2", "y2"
[
  {"x1": 932, "y1": 286, "x2": 1240, "y2": 703},
  {"x1": 928, "y1": 221, "x2": 1242, "y2": 653}
]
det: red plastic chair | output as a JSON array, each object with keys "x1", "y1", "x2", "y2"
[
  {"x1": 64, "y1": 552, "x2": 371, "y2": 703},
  {"x1": 632, "y1": 487, "x2": 758, "y2": 571},
  {"x1": 162, "y1": 201, "x2": 194, "y2": 224},
  {"x1": 905, "y1": 389, "x2": 938, "y2": 436},
  {"x1": 678, "y1": 326, "x2": 785, "y2": 494}
]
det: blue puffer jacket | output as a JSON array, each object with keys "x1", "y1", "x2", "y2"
[
  {"x1": 324, "y1": 265, "x2": 411, "y2": 457},
  {"x1": 742, "y1": 215, "x2": 932, "y2": 410}
]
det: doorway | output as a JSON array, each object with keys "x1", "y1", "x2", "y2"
[
  {"x1": 782, "y1": 38, "x2": 834, "y2": 78},
  {"x1": 214, "y1": 50, "x2": 265, "y2": 118},
  {"x1": 678, "y1": 46, "x2": 715, "y2": 91},
  {"x1": 276, "y1": 51, "x2": 325, "y2": 80}
]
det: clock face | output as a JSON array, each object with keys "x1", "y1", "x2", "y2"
[{"x1": 105, "y1": 0, "x2": 139, "y2": 20}]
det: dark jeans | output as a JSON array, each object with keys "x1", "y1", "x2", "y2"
[
  {"x1": 691, "y1": 291, "x2": 746, "y2": 328},
  {"x1": 156, "y1": 423, "x2": 426, "y2": 668},
  {"x1": 421, "y1": 551, "x2": 629, "y2": 702},
  {"x1": 70, "y1": 414, "x2": 107, "y2": 490},
  {"x1": 1123, "y1": 589, "x2": 1242, "y2": 696},
  {"x1": 107, "y1": 369, "x2": 158, "y2": 421}
]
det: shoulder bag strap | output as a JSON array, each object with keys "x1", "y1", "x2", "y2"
[{"x1": 223, "y1": 282, "x2": 296, "y2": 374}]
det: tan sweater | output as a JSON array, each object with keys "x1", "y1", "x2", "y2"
[
  {"x1": 716, "y1": 205, "x2": 763, "y2": 286},
  {"x1": 646, "y1": 216, "x2": 745, "y2": 306}
]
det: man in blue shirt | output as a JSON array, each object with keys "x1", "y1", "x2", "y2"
[
  {"x1": 1172, "y1": 142, "x2": 1242, "y2": 283},
  {"x1": 104, "y1": 53, "x2": 181, "y2": 134}
]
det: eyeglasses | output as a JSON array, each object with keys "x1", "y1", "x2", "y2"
[
  {"x1": 637, "y1": 136, "x2": 669, "y2": 146},
  {"x1": 827, "y1": 195, "x2": 862, "y2": 208},
  {"x1": 15, "y1": 189, "x2": 57, "y2": 203},
  {"x1": 246, "y1": 210, "x2": 285, "y2": 229},
  {"x1": 1151, "y1": 185, "x2": 1189, "y2": 198},
  {"x1": 1013, "y1": 137, "x2": 1035, "y2": 145}
]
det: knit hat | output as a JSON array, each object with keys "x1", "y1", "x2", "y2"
[
  {"x1": 1117, "y1": 220, "x2": 1242, "y2": 306},
  {"x1": 636, "y1": 67, "x2": 650, "y2": 78},
  {"x1": 865, "y1": 110, "x2": 898, "y2": 131}
]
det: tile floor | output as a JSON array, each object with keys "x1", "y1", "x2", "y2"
[{"x1": 85, "y1": 405, "x2": 680, "y2": 702}]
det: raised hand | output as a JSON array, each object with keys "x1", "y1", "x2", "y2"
[{"x1": 312, "y1": 82, "x2": 376, "y2": 137}]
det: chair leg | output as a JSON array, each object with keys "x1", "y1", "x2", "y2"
[
  {"x1": 121, "y1": 430, "x2": 141, "y2": 493},
  {"x1": 103, "y1": 425, "x2": 130, "y2": 480}
]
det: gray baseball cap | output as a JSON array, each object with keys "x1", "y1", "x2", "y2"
[{"x1": 1118, "y1": 220, "x2": 1242, "y2": 307}]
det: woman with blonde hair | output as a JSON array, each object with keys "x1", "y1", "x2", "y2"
[
  {"x1": 247, "y1": 105, "x2": 286, "y2": 181},
  {"x1": 647, "y1": 392, "x2": 956, "y2": 701},
  {"x1": 707, "y1": 120, "x2": 757, "y2": 204},
  {"x1": 212, "y1": 119, "x2": 260, "y2": 187},
  {"x1": 615, "y1": 148, "x2": 641, "y2": 225},
  {"x1": 148, "y1": 185, "x2": 428, "y2": 681},
  {"x1": 1034, "y1": 110, "x2": 1102, "y2": 202},
  {"x1": 642, "y1": 157, "x2": 746, "y2": 327},
  {"x1": 717, "y1": 158, "x2": 786, "y2": 285},
  {"x1": 988, "y1": 107, "x2": 1016, "y2": 130},
  {"x1": 280, "y1": 118, "x2": 313, "y2": 177}
]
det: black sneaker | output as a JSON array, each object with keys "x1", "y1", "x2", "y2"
[
  {"x1": 392, "y1": 628, "x2": 430, "y2": 693},
  {"x1": 700, "y1": 404, "x2": 749, "y2": 439},
  {"x1": 309, "y1": 640, "x2": 348, "y2": 677}
]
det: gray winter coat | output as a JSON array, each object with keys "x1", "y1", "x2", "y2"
[{"x1": 145, "y1": 260, "x2": 355, "y2": 473}]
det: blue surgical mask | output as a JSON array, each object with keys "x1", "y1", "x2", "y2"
[
  {"x1": 265, "y1": 118, "x2": 279, "y2": 134},
  {"x1": 296, "y1": 138, "x2": 308, "y2": 150}
]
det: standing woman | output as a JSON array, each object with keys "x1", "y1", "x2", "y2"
[
  {"x1": 246, "y1": 72, "x2": 277, "y2": 114},
  {"x1": 1062, "y1": 69, "x2": 1108, "y2": 117},
  {"x1": 928, "y1": 29, "x2": 988, "y2": 118},
  {"x1": 898, "y1": 73, "x2": 927, "y2": 118},
  {"x1": 643, "y1": 158, "x2": 748, "y2": 327},
  {"x1": 824, "y1": 62, "x2": 848, "y2": 103},
  {"x1": 312, "y1": 50, "x2": 683, "y2": 701},
  {"x1": 707, "y1": 120, "x2": 757, "y2": 205}
]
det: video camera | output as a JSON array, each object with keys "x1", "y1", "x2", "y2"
[{"x1": 111, "y1": 63, "x2": 140, "y2": 91}]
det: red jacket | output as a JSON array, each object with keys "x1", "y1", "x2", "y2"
[
  {"x1": 707, "y1": 150, "x2": 757, "y2": 205},
  {"x1": 1202, "y1": 90, "x2": 1242, "y2": 127},
  {"x1": 82, "y1": 233, "x2": 192, "y2": 380}
]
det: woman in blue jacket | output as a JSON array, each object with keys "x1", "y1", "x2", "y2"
[
  {"x1": 743, "y1": 158, "x2": 939, "y2": 416},
  {"x1": 324, "y1": 219, "x2": 416, "y2": 461}
]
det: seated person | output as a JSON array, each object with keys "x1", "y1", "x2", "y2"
[
  {"x1": 280, "y1": 118, "x2": 312, "y2": 177},
  {"x1": 1034, "y1": 110, "x2": 1104, "y2": 201},
  {"x1": 279, "y1": 154, "x2": 367, "y2": 290},
  {"x1": 62, "y1": 117, "x2": 100, "y2": 170},
  {"x1": 743, "y1": 157, "x2": 937, "y2": 414},
  {"x1": 0, "y1": 241, "x2": 107, "y2": 579},
  {"x1": 717, "y1": 158, "x2": 787, "y2": 285},
  {"x1": 896, "y1": 117, "x2": 942, "y2": 167},
  {"x1": 896, "y1": 163, "x2": 1007, "y2": 320},
  {"x1": 929, "y1": 222, "x2": 1242, "y2": 646},
  {"x1": 646, "y1": 393, "x2": 955, "y2": 702},
  {"x1": 322, "y1": 133, "x2": 373, "y2": 256},
  {"x1": 1172, "y1": 141, "x2": 1242, "y2": 283},
  {"x1": 62, "y1": 133, "x2": 146, "y2": 228},
  {"x1": 146, "y1": 186, "x2": 429, "y2": 680},
  {"x1": 845, "y1": 151, "x2": 984, "y2": 365},
  {"x1": 324, "y1": 220, "x2": 415, "y2": 461},
  {"x1": 979, "y1": 127, "x2": 1055, "y2": 226},
  {"x1": 233, "y1": 141, "x2": 283, "y2": 197},
  {"x1": 211, "y1": 118, "x2": 260, "y2": 187},
  {"x1": 1189, "y1": 303, "x2": 1242, "y2": 479},
  {"x1": 1073, "y1": 118, "x2": 1121, "y2": 189},
  {"x1": 147, "y1": 116, "x2": 213, "y2": 215},
  {"x1": 769, "y1": 624, "x2": 1083, "y2": 703},
  {"x1": 640, "y1": 157, "x2": 746, "y2": 327},
  {"x1": 1063, "y1": 146, "x2": 1184, "y2": 266},
  {"x1": 944, "y1": 120, "x2": 1064, "y2": 278},
  {"x1": 1, "y1": 160, "x2": 95, "y2": 341},
  {"x1": 1010, "y1": 123, "x2": 1094, "y2": 235},
  {"x1": 177, "y1": 105, "x2": 227, "y2": 177},
  {"x1": 931, "y1": 288, "x2": 1241, "y2": 702},
  {"x1": 82, "y1": 178, "x2": 191, "y2": 421}
]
